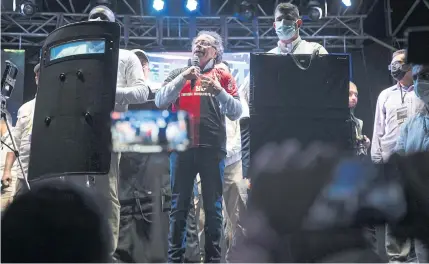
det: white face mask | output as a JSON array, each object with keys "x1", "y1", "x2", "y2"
[
  {"x1": 274, "y1": 19, "x2": 298, "y2": 41},
  {"x1": 414, "y1": 78, "x2": 429, "y2": 104}
]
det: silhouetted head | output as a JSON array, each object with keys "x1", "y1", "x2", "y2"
[{"x1": 1, "y1": 180, "x2": 111, "y2": 263}]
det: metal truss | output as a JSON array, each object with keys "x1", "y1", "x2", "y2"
[
  {"x1": 1, "y1": 11, "x2": 395, "y2": 51},
  {"x1": 386, "y1": 0, "x2": 429, "y2": 45}
]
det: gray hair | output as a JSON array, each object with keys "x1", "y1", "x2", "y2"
[
  {"x1": 193, "y1": 30, "x2": 224, "y2": 64},
  {"x1": 392, "y1": 49, "x2": 406, "y2": 59}
]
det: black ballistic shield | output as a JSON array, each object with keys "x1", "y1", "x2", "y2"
[
  {"x1": 249, "y1": 53, "x2": 352, "y2": 156},
  {"x1": 28, "y1": 21, "x2": 120, "y2": 181}
]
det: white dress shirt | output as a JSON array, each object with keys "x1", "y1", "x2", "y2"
[
  {"x1": 371, "y1": 84, "x2": 425, "y2": 163},
  {"x1": 4, "y1": 99, "x2": 36, "y2": 179}
]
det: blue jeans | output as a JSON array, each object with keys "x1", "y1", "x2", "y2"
[{"x1": 168, "y1": 148, "x2": 225, "y2": 263}]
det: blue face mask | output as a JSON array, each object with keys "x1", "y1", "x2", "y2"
[
  {"x1": 274, "y1": 20, "x2": 297, "y2": 41},
  {"x1": 414, "y1": 78, "x2": 429, "y2": 104}
]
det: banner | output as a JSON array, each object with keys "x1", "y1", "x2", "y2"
[{"x1": 145, "y1": 52, "x2": 250, "y2": 89}]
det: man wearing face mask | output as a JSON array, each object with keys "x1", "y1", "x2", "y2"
[
  {"x1": 394, "y1": 64, "x2": 429, "y2": 263},
  {"x1": 238, "y1": 2, "x2": 328, "y2": 183},
  {"x1": 371, "y1": 50, "x2": 425, "y2": 262},
  {"x1": 155, "y1": 31, "x2": 242, "y2": 263},
  {"x1": 269, "y1": 2, "x2": 328, "y2": 55}
]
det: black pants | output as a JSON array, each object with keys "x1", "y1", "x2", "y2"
[{"x1": 115, "y1": 199, "x2": 170, "y2": 263}]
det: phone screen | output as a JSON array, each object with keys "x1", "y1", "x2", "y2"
[{"x1": 111, "y1": 110, "x2": 190, "y2": 153}]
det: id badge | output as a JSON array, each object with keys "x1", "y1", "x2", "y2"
[{"x1": 396, "y1": 106, "x2": 408, "y2": 125}]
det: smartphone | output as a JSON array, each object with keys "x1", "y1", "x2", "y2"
[
  {"x1": 406, "y1": 26, "x2": 429, "y2": 65},
  {"x1": 111, "y1": 110, "x2": 191, "y2": 153},
  {"x1": 301, "y1": 159, "x2": 407, "y2": 230}
]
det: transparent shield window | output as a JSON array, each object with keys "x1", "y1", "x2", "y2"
[{"x1": 49, "y1": 40, "x2": 105, "y2": 61}]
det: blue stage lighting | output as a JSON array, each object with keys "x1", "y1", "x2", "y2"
[
  {"x1": 342, "y1": 0, "x2": 351, "y2": 7},
  {"x1": 186, "y1": 0, "x2": 198, "y2": 11},
  {"x1": 153, "y1": 0, "x2": 165, "y2": 11}
]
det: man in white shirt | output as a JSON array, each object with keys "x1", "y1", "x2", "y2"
[
  {"x1": 240, "y1": 2, "x2": 328, "y2": 181},
  {"x1": 371, "y1": 49, "x2": 424, "y2": 262},
  {"x1": 2, "y1": 63, "x2": 38, "y2": 196},
  {"x1": 269, "y1": 2, "x2": 328, "y2": 55},
  {"x1": 84, "y1": 6, "x2": 149, "y2": 255}
]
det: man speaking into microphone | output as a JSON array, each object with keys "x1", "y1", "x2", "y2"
[{"x1": 155, "y1": 31, "x2": 242, "y2": 263}]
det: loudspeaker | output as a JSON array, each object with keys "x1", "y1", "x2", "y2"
[
  {"x1": 249, "y1": 53, "x2": 352, "y2": 156},
  {"x1": 28, "y1": 21, "x2": 120, "y2": 181}
]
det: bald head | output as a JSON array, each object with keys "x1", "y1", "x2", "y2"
[{"x1": 349, "y1": 81, "x2": 358, "y2": 108}]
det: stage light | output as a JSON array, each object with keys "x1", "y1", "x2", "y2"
[
  {"x1": 19, "y1": 0, "x2": 36, "y2": 16},
  {"x1": 307, "y1": 0, "x2": 322, "y2": 21},
  {"x1": 152, "y1": 0, "x2": 165, "y2": 11},
  {"x1": 186, "y1": 0, "x2": 198, "y2": 11},
  {"x1": 239, "y1": 0, "x2": 256, "y2": 20},
  {"x1": 342, "y1": 0, "x2": 351, "y2": 7}
]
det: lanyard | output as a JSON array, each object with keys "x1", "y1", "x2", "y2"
[
  {"x1": 291, "y1": 39, "x2": 303, "y2": 54},
  {"x1": 399, "y1": 86, "x2": 407, "y2": 104}
]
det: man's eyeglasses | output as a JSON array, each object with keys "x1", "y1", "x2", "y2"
[{"x1": 193, "y1": 40, "x2": 216, "y2": 50}]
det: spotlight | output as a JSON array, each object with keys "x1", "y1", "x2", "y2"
[
  {"x1": 342, "y1": 0, "x2": 351, "y2": 7},
  {"x1": 307, "y1": 0, "x2": 322, "y2": 21},
  {"x1": 19, "y1": 0, "x2": 36, "y2": 16},
  {"x1": 239, "y1": 1, "x2": 256, "y2": 20},
  {"x1": 186, "y1": 0, "x2": 198, "y2": 12},
  {"x1": 152, "y1": 0, "x2": 165, "y2": 11}
]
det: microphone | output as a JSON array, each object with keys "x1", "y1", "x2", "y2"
[{"x1": 190, "y1": 55, "x2": 200, "y2": 90}]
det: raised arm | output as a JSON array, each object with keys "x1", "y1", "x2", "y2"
[
  {"x1": 155, "y1": 68, "x2": 187, "y2": 109},
  {"x1": 217, "y1": 71, "x2": 242, "y2": 121},
  {"x1": 115, "y1": 53, "x2": 150, "y2": 105}
]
